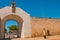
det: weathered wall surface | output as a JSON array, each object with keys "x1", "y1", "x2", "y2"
[{"x1": 31, "y1": 17, "x2": 60, "y2": 37}]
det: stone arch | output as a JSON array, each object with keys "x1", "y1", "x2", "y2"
[
  {"x1": 0, "y1": 7, "x2": 32, "y2": 39},
  {"x1": 0, "y1": 18, "x2": 1, "y2": 38},
  {"x1": 1, "y1": 14, "x2": 23, "y2": 39}
]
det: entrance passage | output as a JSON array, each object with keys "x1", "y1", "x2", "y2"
[
  {"x1": 5, "y1": 20, "x2": 19, "y2": 38},
  {"x1": 0, "y1": 14, "x2": 31, "y2": 39}
]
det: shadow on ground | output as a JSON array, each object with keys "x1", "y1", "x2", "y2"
[{"x1": 4, "y1": 38, "x2": 11, "y2": 40}]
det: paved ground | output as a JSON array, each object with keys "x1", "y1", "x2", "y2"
[
  {"x1": 12, "y1": 35, "x2": 60, "y2": 40},
  {"x1": 4, "y1": 38, "x2": 11, "y2": 40}
]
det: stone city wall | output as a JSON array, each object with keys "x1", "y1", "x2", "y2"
[{"x1": 31, "y1": 17, "x2": 60, "y2": 37}]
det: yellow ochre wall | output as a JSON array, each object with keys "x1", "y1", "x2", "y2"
[{"x1": 31, "y1": 17, "x2": 60, "y2": 37}]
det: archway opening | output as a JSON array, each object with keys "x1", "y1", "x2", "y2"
[
  {"x1": 4, "y1": 20, "x2": 19, "y2": 38},
  {"x1": 1, "y1": 14, "x2": 23, "y2": 39}
]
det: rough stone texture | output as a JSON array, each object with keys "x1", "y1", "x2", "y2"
[
  {"x1": 31, "y1": 17, "x2": 60, "y2": 37},
  {"x1": 0, "y1": 18, "x2": 1, "y2": 38}
]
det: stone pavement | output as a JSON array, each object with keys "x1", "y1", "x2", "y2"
[
  {"x1": 4, "y1": 38, "x2": 11, "y2": 40},
  {"x1": 12, "y1": 35, "x2": 60, "y2": 40}
]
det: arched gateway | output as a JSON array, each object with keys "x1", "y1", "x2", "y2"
[{"x1": 0, "y1": 2, "x2": 31, "y2": 39}]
